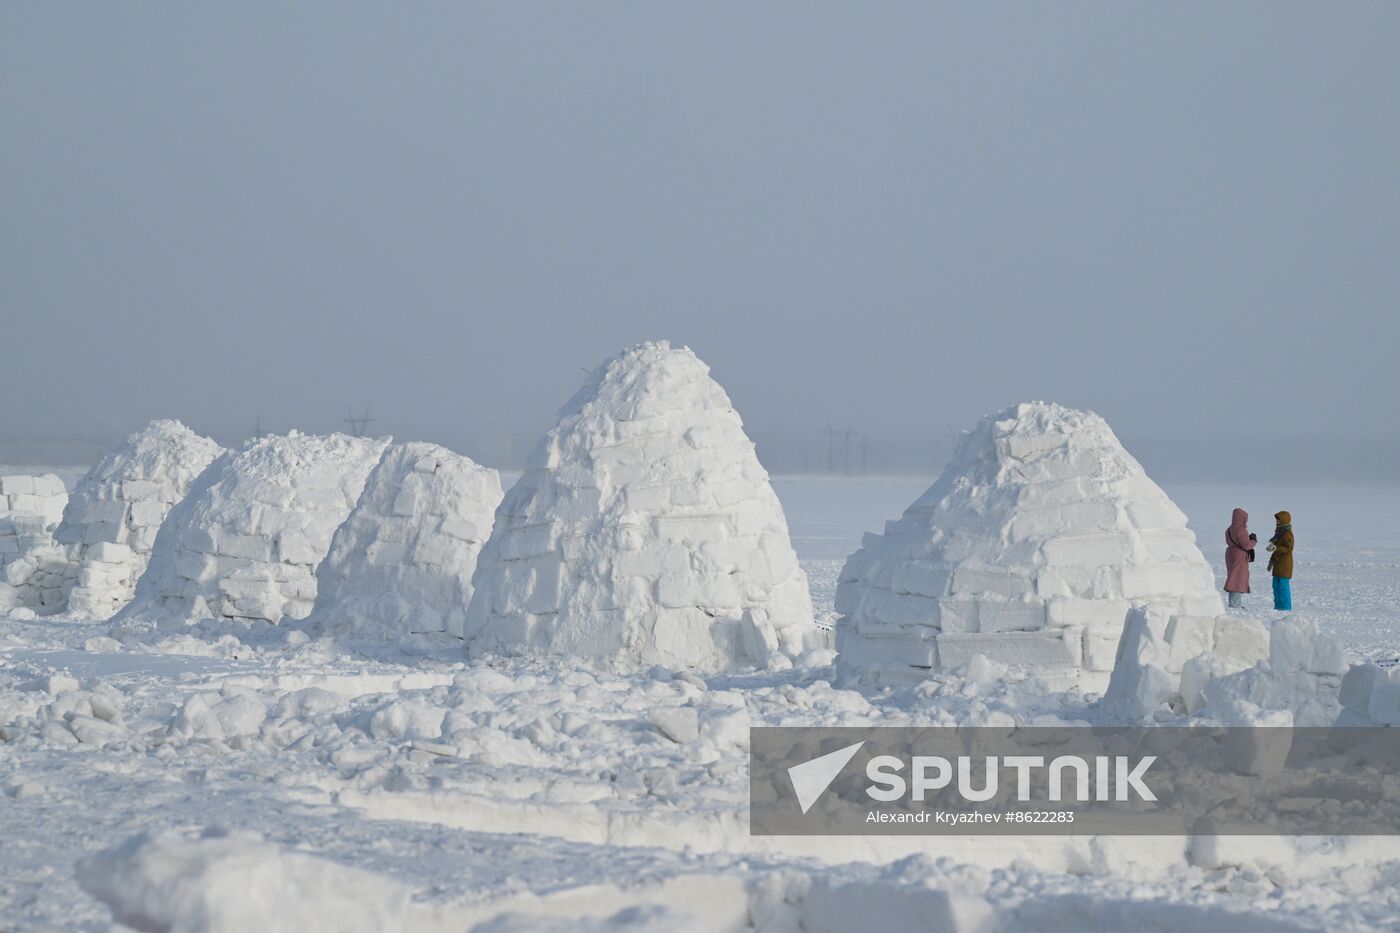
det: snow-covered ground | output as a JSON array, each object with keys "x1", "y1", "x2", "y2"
[{"x1": 2, "y1": 476, "x2": 1398, "y2": 931}]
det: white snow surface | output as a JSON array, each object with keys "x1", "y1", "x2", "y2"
[
  {"x1": 116, "y1": 431, "x2": 388, "y2": 628},
  {"x1": 1, "y1": 476, "x2": 1397, "y2": 931},
  {"x1": 465, "y1": 342, "x2": 814, "y2": 672},
  {"x1": 302, "y1": 442, "x2": 503, "y2": 651},
  {"x1": 836, "y1": 403, "x2": 1223, "y2": 686}
]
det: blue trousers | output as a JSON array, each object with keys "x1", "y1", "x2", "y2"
[{"x1": 1273, "y1": 576, "x2": 1292, "y2": 611}]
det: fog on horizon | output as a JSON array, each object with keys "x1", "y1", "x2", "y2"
[{"x1": 3, "y1": 3, "x2": 1397, "y2": 484}]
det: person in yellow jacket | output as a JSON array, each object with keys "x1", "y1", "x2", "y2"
[{"x1": 1266, "y1": 510, "x2": 1294, "y2": 610}]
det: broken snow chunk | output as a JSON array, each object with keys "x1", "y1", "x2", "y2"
[{"x1": 649, "y1": 706, "x2": 700, "y2": 743}]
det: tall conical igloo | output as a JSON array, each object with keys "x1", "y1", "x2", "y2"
[
  {"x1": 835, "y1": 402, "x2": 1222, "y2": 686},
  {"x1": 117, "y1": 431, "x2": 388, "y2": 627},
  {"x1": 302, "y1": 442, "x2": 503, "y2": 652},
  {"x1": 464, "y1": 341, "x2": 813, "y2": 672}
]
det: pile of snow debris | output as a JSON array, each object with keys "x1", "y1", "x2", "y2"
[
  {"x1": 302, "y1": 442, "x2": 502, "y2": 652},
  {"x1": 117, "y1": 432, "x2": 387, "y2": 628},
  {"x1": 836, "y1": 402, "x2": 1222, "y2": 688},
  {"x1": 466, "y1": 341, "x2": 815, "y2": 672},
  {"x1": 78, "y1": 828, "x2": 408, "y2": 933}
]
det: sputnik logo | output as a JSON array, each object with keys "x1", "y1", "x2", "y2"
[{"x1": 787, "y1": 741, "x2": 865, "y2": 814}]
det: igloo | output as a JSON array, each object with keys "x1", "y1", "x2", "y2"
[
  {"x1": 464, "y1": 341, "x2": 814, "y2": 672},
  {"x1": 58, "y1": 420, "x2": 224, "y2": 616},
  {"x1": 302, "y1": 442, "x2": 503, "y2": 651},
  {"x1": 835, "y1": 402, "x2": 1223, "y2": 687},
  {"x1": 0, "y1": 421, "x2": 223, "y2": 616},
  {"x1": 117, "y1": 431, "x2": 388, "y2": 627}
]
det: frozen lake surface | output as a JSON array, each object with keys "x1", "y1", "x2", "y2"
[{"x1": 1, "y1": 475, "x2": 1398, "y2": 930}]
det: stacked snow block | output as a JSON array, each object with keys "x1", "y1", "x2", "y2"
[
  {"x1": 835, "y1": 402, "x2": 1224, "y2": 687},
  {"x1": 1100, "y1": 604, "x2": 1270, "y2": 719},
  {"x1": 118, "y1": 432, "x2": 388, "y2": 627},
  {"x1": 0, "y1": 539, "x2": 78, "y2": 613},
  {"x1": 465, "y1": 341, "x2": 815, "y2": 672},
  {"x1": 1339, "y1": 662, "x2": 1400, "y2": 727},
  {"x1": 0, "y1": 513, "x2": 59, "y2": 573},
  {"x1": 304, "y1": 442, "x2": 503, "y2": 650},
  {"x1": 0, "y1": 473, "x2": 67, "y2": 534},
  {"x1": 1104, "y1": 611, "x2": 1347, "y2": 726},
  {"x1": 53, "y1": 420, "x2": 223, "y2": 617},
  {"x1": 0, "y1": 474, "x2": 69, "y2": 606}
]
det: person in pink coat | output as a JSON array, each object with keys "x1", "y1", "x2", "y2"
[{"x1": 1224, "y1": 507, "x2": 1257, "y2": 608}]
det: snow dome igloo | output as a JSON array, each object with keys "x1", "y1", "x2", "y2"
[
  {"x1": 464, "y1": 341, "x2": 814, "y2": 672},
  {"x1": 835, "y1": 402, "x2": 1222, "y2": 687},
  {"x1": 117, "y1": 431, "x2": 387, "y2": 627},
  {"x1": 0, "y1": 421, "x2": 223, "y2": 617},
  {"x1": 303, "y1": 442, "x2": 503, "y2": 651},
  {"x1": 57, "y1": 420, "x2": 224, "y2": 617}
]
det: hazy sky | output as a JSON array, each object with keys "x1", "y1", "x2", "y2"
[{"x1": 3, "y1": 3, "x2": 1397, "y2": 480}]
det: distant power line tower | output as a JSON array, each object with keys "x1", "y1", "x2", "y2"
[
  {"x1": 343, "y1": 406, "x2": 375, "y2": 437},
  {"x1": 820, "y1": 422, "x2": 859, "y2": 475},
  {"x1": 253, "y1": 416, "x2": 265, "y2": 440}
]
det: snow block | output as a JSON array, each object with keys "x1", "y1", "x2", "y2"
[
  {"x1": 1179, "y1": 652, "x2": 1228, "y2": 715},
  {"x1": 935, "y1": 628, "x2": 1082, "y2": 671},
  {"x1": 1211, "y1": 616, "x2": 1270, "y2": 673},
  {"x1": 1339, "y1": 663, "x2": 1387, "y2": 714},
  {"x1": 1269, "y1": 616, "x2": 1348, "y2": 677},
  {"x1": 1046, "y1": 596, "x2": 1131, "y2": 631},
  {"x1": 973, "y1": 600, "x2": 1047, "y2": 633},
  {"x1": 76, "y1": 829, "x2": 408, "y2": 933},
  {"x1": 1102, "y1": 655, "x2": 1174, "y2": 722},
  {"x1": 1164, "y1": 615, "x2": 1216, "y2": 673}
]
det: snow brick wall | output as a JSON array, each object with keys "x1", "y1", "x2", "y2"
[
  {"x1": 835, "y1": 402, "x2": 1223, "y2": 687},
  {"x1": 0, "y1": 473, "x2": 67, "y2": 533},
  {"x1": 1100, "y1": 604, "x2": 1271, "y2": 720},
  {"x1": 1104, "y1": 610, "x2": 1351, "y2": 728},
  {"x1": 117, "y1": 431, "x2": 388, "y2": 627},
  {"x1": 303, "y1": 441, "x2": 502, "y2": 651},
  {"x1": 54, "y1": 420, "x2": 224, "y2": 617},
  {"x1": 0, "y1": 475, "x2": 70, "y2": 612},
  {"x1": 464, "y1": 341, "x2": 814, "y2": 672}
]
